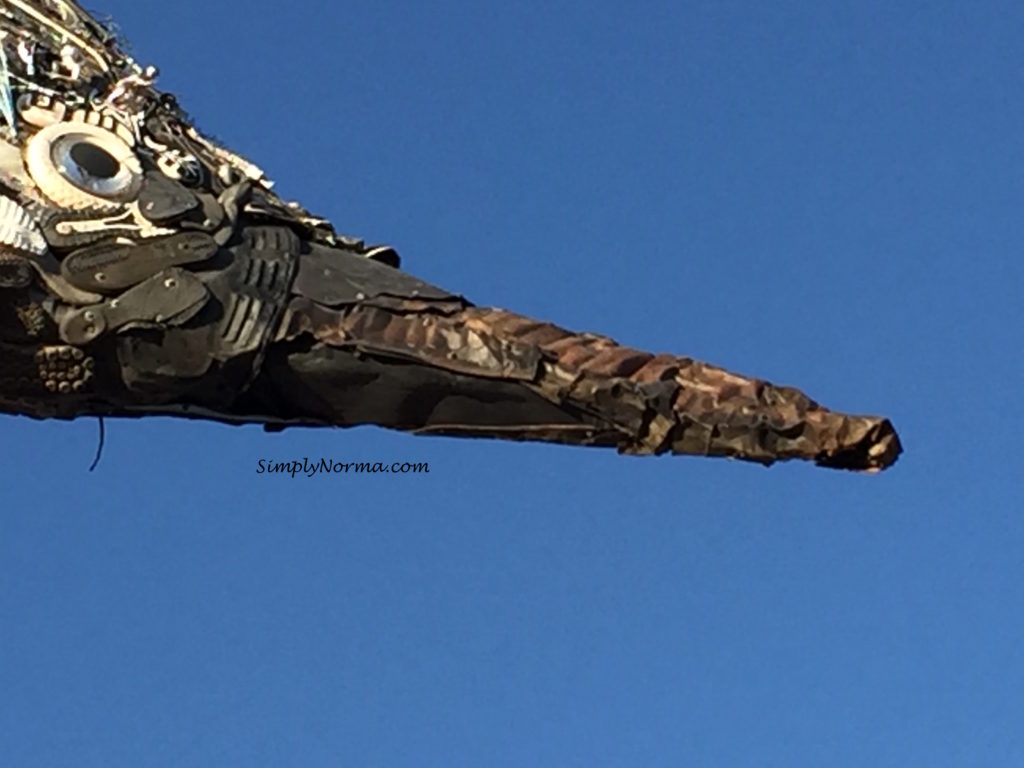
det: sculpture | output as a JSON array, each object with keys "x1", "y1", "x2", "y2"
[{"x1": 0, "y1": 0, "x2": 901, "y2": 470}]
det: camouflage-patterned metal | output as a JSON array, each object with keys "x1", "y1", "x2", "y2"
[{"x1": 0, "y1": 0, "x2": 901, "y2": 471}]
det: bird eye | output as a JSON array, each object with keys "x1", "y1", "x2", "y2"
[
  {"x1": 25, "y1": 122, "x2": 142, "y2": 210},
  {"x1": 53, "y1": 135, "x2": 131, "y2": 195},
  {"x1": 68, "y1": 141, "x2": 121, "y2": 179}
]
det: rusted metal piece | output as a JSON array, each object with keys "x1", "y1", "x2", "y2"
[{"x1": 0, "y1": 0, "x2": 902, "y2": 472}]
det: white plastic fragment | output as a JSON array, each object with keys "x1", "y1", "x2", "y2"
[{"x1": 0, "y1": 194, "x2": 48, "y2": 255}]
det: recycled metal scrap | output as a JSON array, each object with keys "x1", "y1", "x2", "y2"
[{"x1": 0, "y1": 0, "x2": 901, "y2": 471}]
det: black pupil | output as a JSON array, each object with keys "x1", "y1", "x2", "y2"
[{"x1": 70, "y1": 142, "x2": 120, "y2": 179}]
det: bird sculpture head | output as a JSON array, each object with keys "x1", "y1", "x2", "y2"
[
  {"x1": 0, "y1": 0, "x2": 392, "y2": 416},
  {"x1": 0, "y1": 0, "x2": 378, "y2": 288},
  {"x1": 0, "y1": 0, "x2": 901, "y2": 471}
]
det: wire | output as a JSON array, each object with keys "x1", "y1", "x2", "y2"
[{"x1": 88, "y1": 416, "x2": 105, "y2": 472}]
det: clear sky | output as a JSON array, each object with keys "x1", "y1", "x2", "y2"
[{"x1": 2, "y1": 1, "x2": 1022, "y2": 766}]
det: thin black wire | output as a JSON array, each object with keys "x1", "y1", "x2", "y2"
[{"x1": 88, "y1": 416, "x2": 105, "y2": 472}]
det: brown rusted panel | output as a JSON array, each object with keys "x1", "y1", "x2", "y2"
[
  {"x1": 578, "y1": 347, "x2": 653, "y2": 378},
  {"x1": 632, "y1": 354, "x2": 682, "y2": 384},
  {"x1": 473, "y1": 313, "x2": 569, "y2": 347},
  {"x1": 288, "y1": 302, "x2": 544, "y2": 383}
]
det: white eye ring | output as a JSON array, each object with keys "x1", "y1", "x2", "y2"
[{"x1": 25, "y1": 122, "x2": 142, "y2": 210}]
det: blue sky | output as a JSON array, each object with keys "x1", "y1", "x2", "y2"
[{"x1": 2, "y1": 1, "x2": 1022, "y2": 765}]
